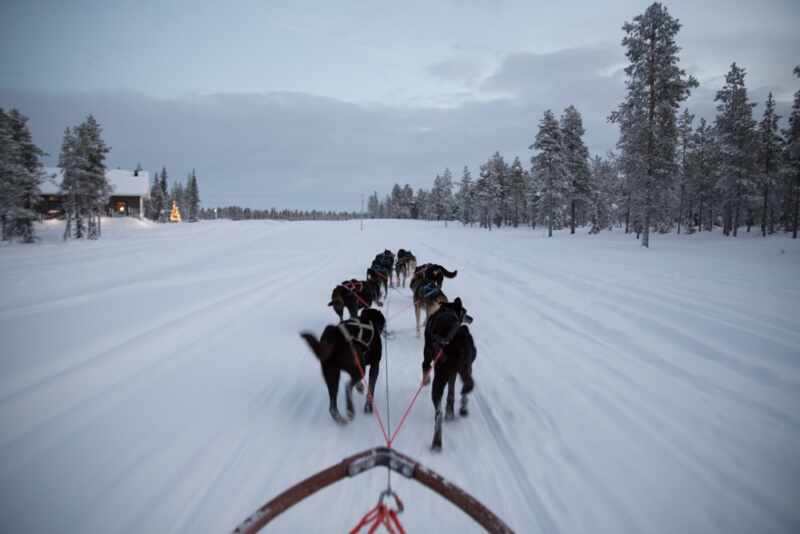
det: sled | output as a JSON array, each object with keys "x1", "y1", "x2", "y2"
[{"x1": 232, "y1": 446, "x2": 514, "y2": 533}]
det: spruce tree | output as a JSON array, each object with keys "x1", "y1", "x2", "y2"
[
  {"x1": 560, "y1": 105, "x2": 591, "y2": 234},
  {"x1": 687, "y1": 118, "x2": 720, "y2": 231},
  {"x1": 714, "y1": 62, "x2": 756, "y2": 237},
  {"x1": 0, "y1": 109, "x2": 45, "y2": 242},
  {"x1": 148, "y1": 173, "x2": 163, "y2": 220},
  {"x1": 756, "y1": 93, "x2": 783, "y2": 236},
  {"x1": 187, "y1": 169, "x2": 200, "y2": 222},
  {"x1": 610, "y1": 2, "x2": 697, "y2": 247},
  {"x1": 159, "y1": 167, "x2": 169, "y2": 222},
  {"x1": 530, "y1": 110, "x2": 567, "y2": 238},
  {"x1": 676, "y1": 109, "x2": 694, "y2": 234},
  {"x1": 509, "y1": 157, "x2": 528, "y2": 227},
  {"x1": 456, "y1": 166, "x2": 474, "y2": 226},
  {"x1": 783, "y1": 65, "x2": 800, "y2": 238}
]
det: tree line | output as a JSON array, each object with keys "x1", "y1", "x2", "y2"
[
  {"x1": 368, "y1": 3, "x2": 800, "y2": 246},
  {"x1": 198, "y1": 206, "x2": 356, "y2": 221}
]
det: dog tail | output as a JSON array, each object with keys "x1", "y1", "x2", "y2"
[
  {"x1": 442, "y1": 268, "x2": 458, "y2": 278},
  {"x1": 300, "y1": 331, "x2": 333, "y2": 362}
]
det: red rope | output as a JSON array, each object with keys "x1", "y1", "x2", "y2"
[
  {"x1": 350, "y1": 503, "x2": 406, "y2": 534},
  {"x1": 388, "y1": 348, "x2": 443, "y2": 447},
  {"x1": 351, "y1": 348, "x2": 390, "y2": 445}
]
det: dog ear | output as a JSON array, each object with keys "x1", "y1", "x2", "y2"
[{"x1": 454, "y1": 297, "x2": 462, "y2": 309}]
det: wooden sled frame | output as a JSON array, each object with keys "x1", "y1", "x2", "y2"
[{"x1": 232, "y1": 447, "x2": 514, "y2": 533}]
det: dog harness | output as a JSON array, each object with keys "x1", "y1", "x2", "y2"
[
  {"x1": 338, "y1": 319, "x2": 375, "y2": 351},
  {"x1": 342, "y1": 280, "x2": 364, "y2": 293}
]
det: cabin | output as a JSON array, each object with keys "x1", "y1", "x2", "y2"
[{"x1": 40, "y1": 167, "x2": 150, "y2": 219}]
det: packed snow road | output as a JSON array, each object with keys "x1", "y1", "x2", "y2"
[{"x1": 1, "y1": 219, "x2": 798, "y2": 533}]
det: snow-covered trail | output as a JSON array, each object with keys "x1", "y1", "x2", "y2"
[{"x1": 0, "y1": 219, "x2": 798, "y2": 533}]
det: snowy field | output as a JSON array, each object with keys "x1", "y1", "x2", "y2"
[{"x1": 1, "y1": 218, "x2": 799, "y2": 534}]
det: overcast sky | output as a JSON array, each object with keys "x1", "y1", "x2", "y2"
[{"x1": 1, "y1": 0, "x2": 798, "y2": 209}]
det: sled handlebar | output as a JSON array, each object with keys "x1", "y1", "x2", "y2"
[{"x1": 232, "y1": 447, "x2": 514, "y2": 534}]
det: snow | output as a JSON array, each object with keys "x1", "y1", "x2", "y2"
[
  {"x1": 0, "y1": 219, "x2": 799, "y2": 534},
  {"x1": 41, "y1": 167, "x2": 150, "y2": 197}
]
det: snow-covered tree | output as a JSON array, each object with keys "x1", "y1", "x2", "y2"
[
  {"x1": 756, "y1": 92, "x2": 783, "y2": 236},
  {"x1": 530, "y1": 110, "x2": 567, "y2": 237},
  {"x1": 455, "y1": 166, "x2": 475, "y2": 226},
  {"x1": 367, "y1": 191, "x2": 379, "y2": 218},
  {"x1": 186, "y1": 169, "x2": 200, "y2": 222},
  {"x1": 159, "y1": 167, "x2": 169, "y2": 222},
  {"x1": 0, "y1": 109, "x2": 45, "y2": 243},
  {"x1": 715, "y1": 62, "x2": 756, "y2": 237},
  {"x1": 59, "y1": 116, "x2": 111, "y2": 240},
  {"x1": 431, "y1": 168, "x2": 454, "y2": 224},
  {"x1": 609, "y1": 2, "x2": 697, "y2": 247},
  {"x1": 589, "y1": 154, "x2": 620, "y2": 233},
  {"x1": 687, "y1": 118, "x2": 720, "y2": 232},
  {"x1": 508, "y1": 157, "x2": 528, "y2": 227},
  {"x1": 560, "y1": 105, "x2": 591, "y2": 234},
  {"x1": 783, "y1": 65, "x2": 800, "y2": 238},
  {"x1": 676, "y1": 109, "x2": 694, "y2": 234}
]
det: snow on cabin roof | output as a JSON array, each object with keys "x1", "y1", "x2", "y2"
[{"x1": 41, "y1": 167, "x2": 151, "y2": 198}]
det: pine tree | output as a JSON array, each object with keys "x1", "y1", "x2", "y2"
[
  {"x1": 186, "y1": 169, "x2": 200, "y2": 222},
  {"x1": 715, "y1": 62, "x2": 756, "y2": 237},
  {"x1": 560, "y1": 105, "x2": 591, "y2": 234},
  {"x1": 159, "y1": 167, "x2": 169, "y2": 222},
  {"x1": 456, "y1": 166, "x2": 474, "y2": 226},
  {"x1": 148, "y1": 173, "x2": 163, "y2": 220},
  {"x1": 530, "y1": 110, "x2": 567, "y2": 237},
  {"x1": 676, "y1": 109, "x2": 694, "y2": 234},
  {"x1": 756, "y1": 93, "x2": 783, "y2": 236},
  {"x1": 0, "y1": 109, "x2": 45, "y2": 242},
  {"x1": 508, "y1": 157, "x2": 528, "y2": 227},
  {"x1": 783, "y1": 65, "x2": 800, "y2": 238},
  {"x1": 431, "y1": 168, "x2": 454, "y2": 224},
  {"x1": 59, "y1": 127, "x2": 89, "y2": 239},
  {"x1": 367, "y1": 191, "x2": 379, "y2": 218},
  {"x1": 80, "y1": 115, "x2": 111, "y2": 239},
  {"x1": 589, "y1": 154, "x2": 620, "y2": 233},
  {"x1": 609, "y1": 2, "x2": 697, "y2": 247},
  {"x1": 686, "y1": 118, "x2": 720, "y2": 232}
]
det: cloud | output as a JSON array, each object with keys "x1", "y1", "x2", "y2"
[{"x1": 427, "y1": 57, "x2": 487, "y2": 86}]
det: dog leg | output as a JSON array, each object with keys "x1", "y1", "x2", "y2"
[
  {"x1": 432, "y1": 408, "x2": 443, "y2": 451},
  {"x1": 459, "y1": 394, "x2": 469, "y2": 417},
  {"x1": 324, "y1": 367, "x2": 346, "y2": 424},
  {"x1": 445, "y1": 374, "x2": 456, "y2": 421},
  {"x1": 364, "y1": 363, "x2": 379, "y2": 413},
  {"x1": 431, "y1": 372, "x2": 447, "y2": 450},
  {"x1": 415, "y1": 303, "x2": 421, "y2": 337},
  {"x1": 345, "y1": 379, "x2": 360, "y2": 420}
]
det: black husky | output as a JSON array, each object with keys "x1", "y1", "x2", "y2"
[
  {"x1": 301, "y1": 308, "x2": 387, "y2": 424},
  {"x1": 328, "y1": 279, "x2": 382, "y2": 321},
  {"x1": 368, "y1": 250, "x2": 395, "y2": 295},
  {"x1": 421, "y1": 298, "x2": 476, "y2": 451}
]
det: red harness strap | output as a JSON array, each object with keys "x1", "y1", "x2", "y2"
[
  {"x1": 350, "y1": 503, "x2": 405, "y2": 534},
  {"x1": 387, "y1": 348, "x2": 444, "y2": 446},
  {"x1": 350, "y1": 347, "x2": 390, "y2": 445}
]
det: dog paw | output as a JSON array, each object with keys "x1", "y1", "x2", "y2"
[
  {"x1": 364, "y1": 401, "x2": 373, "y2": 414},
  {"x1": 347, "y1": 407, "x2": 355, "y2": 420},
  {"x1": 354, "y1": 382, "x2": 365, "y2": 394},
  {"x1": 459, "y1": 407, "x2": 469, "y2": 417},
  {"x1": 330, "y1": 410, "x2": 348, "y2": 425}
]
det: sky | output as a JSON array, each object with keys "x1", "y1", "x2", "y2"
[{"x1": 1, "y1": 0, "x2": 798, "y2": 209}]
